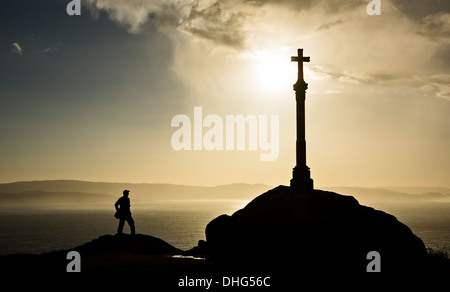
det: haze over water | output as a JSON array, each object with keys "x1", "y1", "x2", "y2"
[{"x1": 0, "y1": 199, "x2": 448, "y2": 256}]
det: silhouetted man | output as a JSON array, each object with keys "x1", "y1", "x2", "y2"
[{"x1": 115, "y1": 189, "x2": 135, "y2": 235}]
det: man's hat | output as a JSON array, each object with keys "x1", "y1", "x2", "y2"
[{"x1": 123, "y1": 190, "x2": 130, "y2": 195}]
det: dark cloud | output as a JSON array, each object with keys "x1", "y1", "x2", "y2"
[
  {"x1": 432, "y1": 44, "x2": 450, "y2": 71},
  {"x1": 244, "y1": 0, "x2": 366, "y2": 13},
  {"x1": 180, "y1": 2, "x2": 249, "y2": 49},
  {"x1": 84, "y1": 0, "x2": 450, "y2": 54},
  {"x1": 84, "y1": 0, "x2": 368, "y2": 49},
  {"x1": 392, "y1": 0, "x2": 450, "y2": 21},
  {"x1": 317, "y1": 19, "x2": 343, "y2": 31},
  {"x1": 417, "y1": 12, "x2": 450, "y2": 42}
]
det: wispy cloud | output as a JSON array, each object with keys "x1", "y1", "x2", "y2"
[
  {"x1": 37, "y1": 42, "x2": 62, "y2": 54},
  {"x1": 317, "y1": 19, "x2": 343, "y2": 31},
  {"x1": 10, "y1": 42, "x2": 22, "y2": 55},
  {"x1": 417, "y1": 74, "x2": 450, "y2": 100},
  {"x1": 417, "y1": 12, "x2": 450, "y2": 43},
  {"x1": 308, "y1": 66, "x2": 373, "y2": 84},
  {"x1": 324, "y1": 89, "x2": 342, "y2": 95}
]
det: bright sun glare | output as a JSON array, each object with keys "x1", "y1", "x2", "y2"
[{"x1": 254, "y1": 50, "x2": 297, "y2": 92}]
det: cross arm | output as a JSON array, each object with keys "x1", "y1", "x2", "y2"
[{"x1": 291, "y1": 56, "x2": 310, "y2": 62}]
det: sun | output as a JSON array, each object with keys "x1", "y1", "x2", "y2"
[{"x1": 253, "y1": 50, "x2": 297, "y2": 92}]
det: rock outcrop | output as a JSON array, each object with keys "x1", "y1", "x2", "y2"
[
  {"x1": 75, "y1": 234, "x2": 182, "y2": 255},
  {"x1": 203, "y1": 186, "x2": 427, "y2": 272},
  {"x1": 0, "y1": 234, "x2": 185, "y2": 273}
]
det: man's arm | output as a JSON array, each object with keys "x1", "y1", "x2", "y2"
[{"x1": 114, "y1": 198, "x2": 120, "y2": 211}]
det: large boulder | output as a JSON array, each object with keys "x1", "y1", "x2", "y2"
[{"x1": 205, "y1": 186, "x2": 427, "y2": 272}]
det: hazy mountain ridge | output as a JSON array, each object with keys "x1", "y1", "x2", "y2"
[
  {"x1": 322, "y1": 186, "x2": 450, "y2": 205},
  {"x1": 0, "y1": 180, "x2": 272, "y2": 205},
  {"x1": 0, "y1": 180, "x2": 449, "y2": 206},
  {"x1": 0, "y1": 191, "x2": 113, "y2": 205}
]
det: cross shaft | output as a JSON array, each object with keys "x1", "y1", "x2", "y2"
[{"x1": 290, "y1": 48, "x2": 314, "y2": 191}]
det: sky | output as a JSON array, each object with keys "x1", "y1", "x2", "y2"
[{"x1": 0, "y1": 0, "x2": 449, "y2": 187}]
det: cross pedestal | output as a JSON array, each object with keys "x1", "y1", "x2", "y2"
[{"x1": 290, "y1": 49, "x2": 314, "y2": 191}]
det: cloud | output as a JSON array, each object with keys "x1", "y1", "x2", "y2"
[
  {"x1": 84, "y1": 0, "x2": 258, "y2": 48},
  {"x1": 317, "y1": 19, "x2": 343, "y2": 31},
  {"x1": 177, "y1": 1, "x2": 253, "y2": 49},
  {"x1": 417, "y1": 12, "x2": 450, "y2": 43},
  {"x1": 308, "y1": 66, "x2": 374, "y2": 84},
  {"x1": 84, "y1": 0, "x2": 449, "y2": 51},
  {"x1": 85, "y1": 0, "x2": 186, "y2": 33},
  {"x1": 243, "y1": 0, "x2": 367, "y2": 13},
  {"x1": 392, "y1": 0, "x2": 450, "y2": 21},
  {"x1": 324, "y1": 89, "x2": 342, "y2": 95},
  {"x1": 83, "y1": 0, "x2": 450, "y2": 104},
  {"x1": 37, "y1": 42, "x2": 62, "y2": 54},
  {"x1": 417, "y1": 74, "x2": 450, "y2": 100},
  {"x1": 10, "y1": 42, "x2": 22, "y2": 55},
  {"x1": 84, "y1": 0, "x2": 368, "y2": 49}
]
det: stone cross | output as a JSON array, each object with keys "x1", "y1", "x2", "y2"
[
  {"x1": 290, "y1": 49, "x2": 314, "y2": 191},
  {"x1": 291, "y1": 49, "x2": 310, "y2": 85}
]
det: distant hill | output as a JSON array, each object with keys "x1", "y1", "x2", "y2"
[
  {"x1": 0, "y1": 180, "x2": 272, "y2": 206},
  {"x1": 381, "y1": 186, "x2": 450, "y2": 195},
  {"x1": 0, "y1": 180, "x2": 449, "y2": 206},
  {"x1": 0, "y1": 191, "x2": 113, "y2": 206},
  {"x1": 321, "y1": 186, "x2": 450, "y2": 205}
]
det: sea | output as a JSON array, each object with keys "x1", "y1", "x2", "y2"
[{"x1": 0, "y1": 200, "x2": 449, "y2": 256}]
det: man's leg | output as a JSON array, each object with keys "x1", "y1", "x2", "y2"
[
  {"x1": 127, "y1": 216, "x2": 135, "y2": 235},
  {"x1": 117, "y1": 217, "x2": 125, "y2": 234}
]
